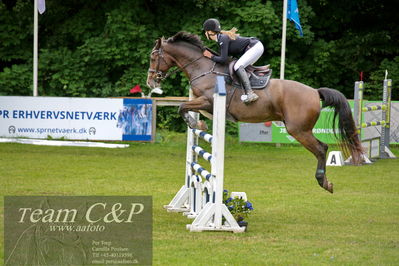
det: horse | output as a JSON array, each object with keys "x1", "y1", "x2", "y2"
[{"x1": 146, "y1": 32, "x2": 363, "y2": 193}]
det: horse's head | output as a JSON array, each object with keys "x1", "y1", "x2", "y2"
[
  {"x1": 147, "y1": 32, "x2": 207, "y2": 89},
  {"x1": 146, "y1": 37, "x2": 176, "y2": 89}
]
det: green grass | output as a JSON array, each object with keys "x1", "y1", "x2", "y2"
[{"x1": 1, "y1": 133, "x2": 399, "y2": 265}]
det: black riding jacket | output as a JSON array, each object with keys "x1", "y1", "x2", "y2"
[{"x1": 211, "y1": 33, "x2": 252, "y2": 64}]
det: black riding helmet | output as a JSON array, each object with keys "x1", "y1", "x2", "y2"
[{"x1": 203, "y1": 18, "x2": 221, "y2": 32}]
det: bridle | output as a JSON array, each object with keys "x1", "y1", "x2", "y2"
[
  {"x1": 147, "y1": 48, "x2": 173, "y2": 83},
  {"x1": 148, "y1": 47, "x2": 202, "y2": 83}
]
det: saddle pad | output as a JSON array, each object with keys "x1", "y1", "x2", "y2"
[
  {"x1": 249, "y1": 70, "x2": 272, "y2": 89},
  {"x1": 227, "y1": 69, "x2": 272, "y2": 90}
]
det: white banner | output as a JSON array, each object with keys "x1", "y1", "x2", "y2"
[{"x1": 0, "y1": 96, "x2": 153, "y2": 141}]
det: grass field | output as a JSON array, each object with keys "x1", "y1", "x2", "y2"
[{"x1": 1, "y1": 132, "x2": 398, "y2": 265}]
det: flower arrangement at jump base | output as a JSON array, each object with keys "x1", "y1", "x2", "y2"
[{"x1": 223, "y1": 190, "x2": 254, "y2": 230}]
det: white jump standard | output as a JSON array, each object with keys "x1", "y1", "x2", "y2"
[{"x1": 164, "y1": 76, "x2": 245, "y2": 233}]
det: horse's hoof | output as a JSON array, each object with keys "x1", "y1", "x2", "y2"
[
  {"x1": 322, "y1": 179, "x2": 333, "y2": 193},
  {"x1": 326, "y1": 183, "x2": 333, "y2": 193},
  {"x1": 197, "y1": 120, "x2": 208, "y2": 131}
]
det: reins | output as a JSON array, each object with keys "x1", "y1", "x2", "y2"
[{"x1": 189, "y1": 61, "x2": 229, "y2": 84}]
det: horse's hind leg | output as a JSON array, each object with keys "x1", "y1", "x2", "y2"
[{"x1": 287, "y1": 128, "x2": 333, "y2": 193}]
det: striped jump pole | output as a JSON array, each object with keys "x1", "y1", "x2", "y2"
[
  {"x1": 192, "y1": 146, "x2": 212, "y2": 162},
  {"x1": 362, "y1": 105, "x2": 387, "y2": 112},
  {"x1": 191, "y1": 162, "x2": 212, "y2": 180},
  {"x1": 192, "y1": 129, "x2": 213, "y2": 144}
]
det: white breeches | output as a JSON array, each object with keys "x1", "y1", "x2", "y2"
[{"x1": 234, "y1": 41, "x2": 264, "y2": 71}]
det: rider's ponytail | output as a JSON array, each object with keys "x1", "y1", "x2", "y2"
[{"x1": 221, "y1": 27, "x2": 239, "y2": 40}]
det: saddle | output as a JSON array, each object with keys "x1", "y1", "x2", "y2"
[{"x1": 228, "y1": 60, "x2": 272, "y2": 90}]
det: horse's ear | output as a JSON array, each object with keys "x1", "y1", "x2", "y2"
[{"x1": 155, "y1": 38, "x2": 162, "y2": 49}]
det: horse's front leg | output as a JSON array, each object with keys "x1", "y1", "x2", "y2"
[{"x1": 178, "y1": 96, "x2": 212, "y2": 130}]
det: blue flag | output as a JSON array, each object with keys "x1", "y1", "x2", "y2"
[
  {"x1": 38, "y1": 0, "x2": 46, "y2": 14},
  {"x1": 287, "y1": 0, "x2": 303, "y2": 36}
]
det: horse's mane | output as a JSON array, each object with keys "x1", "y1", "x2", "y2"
[{"x1": 167, "y1": 31, "x2": 205, "y2": 51}]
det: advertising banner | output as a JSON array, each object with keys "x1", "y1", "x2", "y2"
[
  {"x1": 239, "y1": 101, "x2": 399, "y2": 144},
  {"x1": 240, "y1": 107, "x2": 339, "y2": 144},
  {"x1": 0, "y1": 97, "x2": 153, "y2": 141}
]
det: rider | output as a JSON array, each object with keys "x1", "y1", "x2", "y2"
[{"x1": 202, "y1": 18, "x2": 264, "y2": 103}]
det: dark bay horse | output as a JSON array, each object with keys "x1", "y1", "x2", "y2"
[{"x1": 146, "y1": 32, "x2": 363, "y2": 193}]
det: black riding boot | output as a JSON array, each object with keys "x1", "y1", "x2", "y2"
[{"x1": 235, "y1": 66, "x2": 259, "y2": 103}]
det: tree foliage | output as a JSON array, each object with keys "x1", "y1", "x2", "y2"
[{"x1": 0, "y1": 0, "x2": 398, "y2": 131}]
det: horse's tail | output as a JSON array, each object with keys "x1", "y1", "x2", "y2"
[{"x1": 318, "y1": 88, "x2": 363, "y2": 164}]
